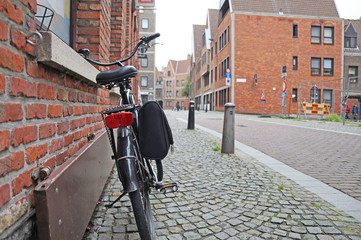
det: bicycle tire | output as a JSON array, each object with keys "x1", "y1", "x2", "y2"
[{"x1": 129, "y1": 189, "x2": 155, "y2": 240}]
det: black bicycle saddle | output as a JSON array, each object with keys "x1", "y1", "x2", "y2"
[{"x1": 96, "y1": 66, "x2": 137, "y2": 85}]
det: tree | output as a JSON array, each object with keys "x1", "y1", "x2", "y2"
[{"x1": 181, "y1": 74, "x2": 190, "y2": 97}]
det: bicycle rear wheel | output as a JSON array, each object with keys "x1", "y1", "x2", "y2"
[{"x1": 129, "y1": 189, "x2": 155, "y2": 240}]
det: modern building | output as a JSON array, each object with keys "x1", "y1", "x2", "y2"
[
  {"x1": 163, "y1": 56, "x2": 192, "y2": 110},
  {"x1": 191, "y1": 0, "x2": 343, "y2": 115},
  {"x1": 344, "y1": 20, "x2": 361, "y2": 105},
  {"x1": 137, "y1": 0, "x2": 157, "y2": 103}
]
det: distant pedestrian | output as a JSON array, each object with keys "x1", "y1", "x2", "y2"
[
  {"x1": 346, "y1": 104, "x2": 350, "y2": 119},
  {"x1": 352, "y1": 103, "x2": 359, "y2": 121}
]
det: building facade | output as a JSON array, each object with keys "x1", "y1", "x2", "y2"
[
  {"x1": 163, "y1": 56, "x2": 191, "y2": 110},
  {"x1": 155, "y1": 67, "x2": 164, "y2": 107},
  {"x1": 344, "y1": 20, "x2": 361, "y2": 106},
  {"x1": 137, "y1": 0, "x2": 156, "y2": 104},
  {"x1": 0, "y1": 0, "x2": 139, "y2": 238},
  {"x1": 191, "y1": 0, "x2": 343, "y2": 115}
]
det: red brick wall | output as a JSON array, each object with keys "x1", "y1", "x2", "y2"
[
  {"x1": 0, "y1": 0, "x2": 136, "y2": 238},
  {"x1": 232, "y1": 14, "x2": 343, "y2": 114}
]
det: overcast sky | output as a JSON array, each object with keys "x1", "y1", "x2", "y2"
[{"x1": 154, "y1": 0, "x2": 361, "y2": 70}]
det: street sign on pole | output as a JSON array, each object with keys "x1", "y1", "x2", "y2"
[
  {"x1": 282, "y1": 80, "x2": 287, "y2": 92},
  {"x1": 226, "y1": 68, "x2": 231, "y2": 86}
]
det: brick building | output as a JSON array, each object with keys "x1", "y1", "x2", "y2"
[
  {"x1": 191, "y1": 0, "x2": 343, "y2": 115},
  {"x1": 155, "y1": 66, "x2": 164, "y2": 107},
  {"x1": 163, "y1": 56, "x2": 191, "y2": 110},
  {"x1": 0, "y1": 0, "x2": 139, "y2": 238}
]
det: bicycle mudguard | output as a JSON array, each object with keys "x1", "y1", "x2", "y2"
[{"x1": 116, "y1": 127, "x2": 139, "y2": 193}]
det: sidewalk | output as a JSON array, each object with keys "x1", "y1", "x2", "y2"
[{"x1": 83, "y1": 110, "x2": 361, "y2": 240}]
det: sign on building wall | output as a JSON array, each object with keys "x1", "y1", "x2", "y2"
[{"x1": 139, "y1": 0, "x2": 153, "y2": 3}]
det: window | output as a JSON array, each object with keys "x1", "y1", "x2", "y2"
[
  {"x1": 293, "y1": 24, "x2": 298, "y2": 37},
  {"x1": 215, "y1": 42, "x2": 217, "y2": 55},
  {"x1": 211, "y1": 47, "x2": 213, "y2": 60},
  {"x1": 141, "y1": 76, "x2": 148, "y2": 87},
  {"x1": 292, "y1": 88, "x2": 298, "y2": 102},
  {"x1": 323, "y1": 58, "x2": 334, "y2": 76},
  {"x1": 311, "y1": 58, "x2": 321, "y2": 75},
  {"x1": 293, "y1": 56, "x2": 298, "y2": 70},
  {"x1": 36, "y1": 0, "x2": 72, "y2": 45},
  {"x1": 324, "y1": 27, "x2": 334, "y2": 44},
  {"x1": 219, "y1": 36, "x2": 222, "y2": 50},
  {"x1": 349, "y1": 66, "x2": 358, "y2": 83},
  {"x1": 228, "y1": 26, "x2": 230, "y2": 43},
  {"x1": 140, "y1": 58, "x2": 148, "y2": 67},
  {"x1": 215, "y1": 67, "x2": 217, "y2": 81},
  {"x1": 345, "y1": 37, "x2": 357, "y2": 48},
  {"x1": 323, "y1": 89, "x2": 333, "y2": 107},
  {"x1": 176, "y1": 91, "x2": 179, "y2": 97},
  {"x1": 141, "y1": 18, "x2": 149, "y2": 29},
  {"x1": 181, "y1": 80, "x2": 184, "y2": 85},
  {"x1": 311, "y1": 26, "x2": 321, "y2": 44},
  {"x1": 168, "y1": 71, "x2": 170, "y2": 76},
  {"x1": 202, "y1": 33, "x2": 206, "y2": 47},
  {"x1": 176, "y1": 80, "x2": 179, "y2": 86}
]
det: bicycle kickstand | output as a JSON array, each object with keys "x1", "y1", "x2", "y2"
[{"x1": 105, "y1": 192, "x2": 127, "y2": 208}]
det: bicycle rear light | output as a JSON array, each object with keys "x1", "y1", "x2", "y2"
[{"x1": 105, "y1": 112, "x2": 133, "y2": 129}]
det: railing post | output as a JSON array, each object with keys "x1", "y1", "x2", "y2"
[
  {"x1": 188, "y1": 100, "x2": 195, "y2": 130},
  {"x1": 221, "y1": 103, "x2": 235, "y2": 154}
]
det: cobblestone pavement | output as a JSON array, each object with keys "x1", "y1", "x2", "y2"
[
  {"x1": 83, "y1": 110, "x2": 361, "y2": 239},
  {"x1": 184, "y1": 111, "x2": 361, "y2": 202}
]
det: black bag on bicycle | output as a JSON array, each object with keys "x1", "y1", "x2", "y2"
[{"x1": 138, "y1": 101, "x2": 174, "y2": 160}]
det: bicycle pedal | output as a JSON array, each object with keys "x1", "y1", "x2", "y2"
[{"x1": 158, "y1": 183, "x2": 178, "y2": 194}]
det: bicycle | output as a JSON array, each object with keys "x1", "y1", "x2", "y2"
[{"x1": 78, "y1": 33, "x2": 178, "y2": 240}]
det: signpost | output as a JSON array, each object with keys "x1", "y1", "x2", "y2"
[{"x1": 282, "y1": 66, "x2": 287, "y2": 117}]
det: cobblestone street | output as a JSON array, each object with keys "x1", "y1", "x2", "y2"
[{"x1": 83, "y1": 111, "x2": 361, "y2": 240}]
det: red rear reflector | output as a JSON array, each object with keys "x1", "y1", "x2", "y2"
[{"x1": 105, "y1": 112, "x2": 133, "y2": 129}]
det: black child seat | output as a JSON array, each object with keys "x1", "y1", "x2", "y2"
[{"x1": 96, "y1": 66, "x2": 137, "y2": 85}]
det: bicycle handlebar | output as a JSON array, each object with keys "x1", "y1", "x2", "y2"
[{"x1": 78, "y1": 33, "x2": 160, "y2": 67}]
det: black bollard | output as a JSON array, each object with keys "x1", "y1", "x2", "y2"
[{"x1": 188, "y1": 101, "x2": 195, "y2": 129}]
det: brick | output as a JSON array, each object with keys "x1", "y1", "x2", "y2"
[
  {"x1": 63, "y1": 105, "x2": 74, "y2": 117},
  {"x1": 68, "y1": 144, "x2": 79, "y2": 157},
  {"x1": 79, "y1": 117, "x2": 86, "y2": 127},
  {"x1": 70, "y1": 119, "x2": 79, "y2": 130},
  {"x1": 26, "y1": 61, "x2": 48, "y2": 79},
  {"x1": 10, "y1": 27, "x2": 26, "y2": 51},
  {"x1": 86, "y1": 116, "x2": 92, "y2": 125},
  {"x1": 12, "y1": 167, "x2": 35, "y2": 196},
  {"x1": 49, "y1": 71, "x2": 65, "y2": 85},
  {"x1": 0, "y1": 102, "x2": 23, "y2": 122},
  {"x1": 20, "y1": 0, "x2": 37, "y2": 13},
  {"x1": 38, "y1": 83, "x2": 56, "y2": 100},
  {"x1": 49, "y1": 138, "x2": 63, "y2": 153},
  {"x1": 0, "y1": 151, "x2": 24, "y2": 177},
  {"x1": 57, "y1": 88, "x2": 69, "y2": 101},
  {"x1": 39, "y1": 123, "x2": 56, "y2": 140},
  {"x1": 10, "y1": 77, "x2": 36, "y2": 97},
  {"x1": 43, "y1": 156, "x2": 56, "y2": 169},
  {"x1": 78, "y1": 11, "x2": 100, "y2": 19},
  {"x1": 26, "y1": 103, "x2": 46, "y2": 119},
  {"x1": 68, "y1": 91, "x2": 77, "y2": 102},
  {"x1": 0, "y1": 130, "x2": 11, "y2": 151},
  {"x1": 0, "y1": 20, "x2": 7, "y2": 40},
  {"x1": 64, "y1": 133, "x2": 74, "y2": 147},
  {"x1": 74, "y1": 130, "x2": 83, "y2": 141},
  {"x1": 25, "y1": 143, "x2": 47, "y2": 164},
  {"x1": 0, "y1": 74, "x2": 4, "y2": 94},
  {"x1": 0, "y1": 46, "x2": 25, "y2": 72},
  {"x1": 56, "y1": 150, "x2": 68, "y2": 165},
  {"x1": 48, "y1": 104, "x2": 62, "y2": 118},
  {"x1": 0, "y1": 184, "x2": 11, "y2": 207},
  {"x1": 74, "y1": 106, "x2": 82, "y2": 116},
  {"x1": 57, "y1": 121, "x2": 70, "y2": 135},
  {"x1": 0, "y1": 0, "x2": 24, "y2": 24},
  {"x1": 13, "y1": 125, "x2": 37, "y2": 147}
]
